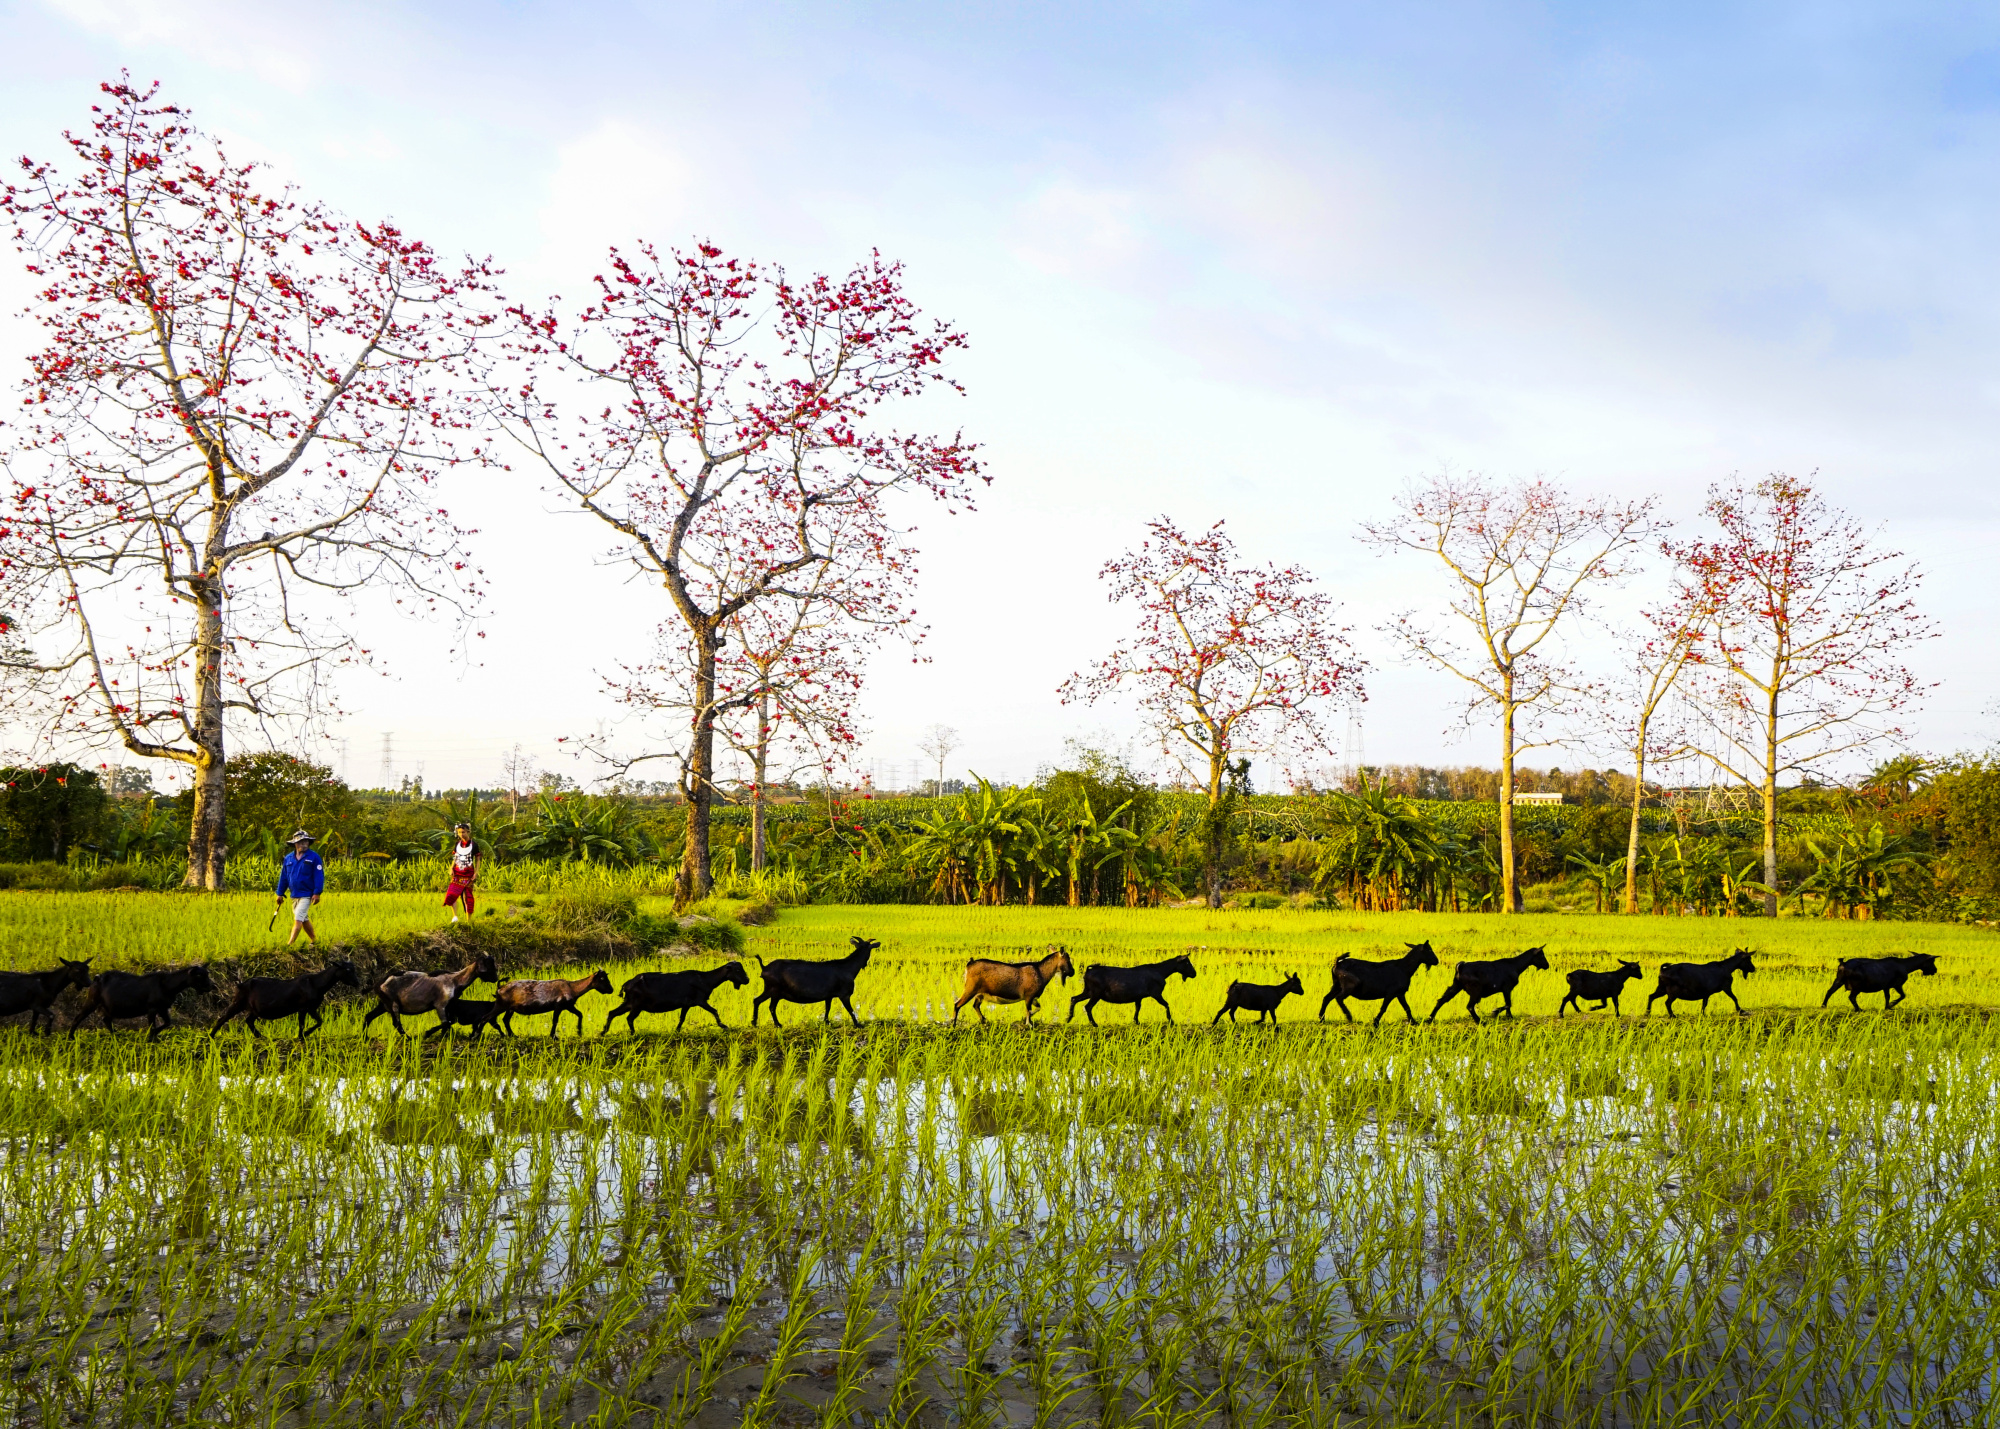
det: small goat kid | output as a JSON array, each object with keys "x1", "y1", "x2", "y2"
[
  {"x1": 0, "y1": 958, "x2": 91, "y2": 1033},
  {"x1": 1558, "y1": 961, "x2": 1643, "y2": 1019},
  {"x1": 70, "y1": 964, "x2": 214, "y2": 1041},
  {"x1": 1066, "y1": 955, "x2": 1198, "y2": 1027},
  {"x1": 496, "y1": 970, "x2": 614, "y2": 1037},
  {"x1": 601, "y1": 962, "x2": 750, "y2": 1034},
  {"x1": 953, "y1": 946, "x2": 1073, "y2": 1024},
  {"x1": 1428, "y1": 947, "x2": 1551, "y2": 1025},
  {"x1": 1318, "y1": 942, "x2": 1440, "y2": 1028},
  {"x1": 363, "y1": 952, "x2": 499, "y2": 1037},
  {"x1": 1646, "y1": 949, "x2": 1757, "y2": 1017},
  {"x1": 425, "y1": 997, "x2": 510, "y2": 1040},
  {"x1": 751, "y1": 936, "x2": 880, "y2": 1027},
  {"x1": 1213, "y1": 972, "x2": 1304, "y2": 1025},
  {"x1": 1821, "y1": 952, "x2": 1937, "y2": 1012},
  {"x1": 211, "y1": 960, "x2": 360, "y2": 1039}
]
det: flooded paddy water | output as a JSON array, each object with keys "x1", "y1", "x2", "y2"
[{"x1": 0, "y1": 1011, "x2": 1994, "y2": 1426}]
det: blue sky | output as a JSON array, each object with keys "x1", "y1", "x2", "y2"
[{"x1": 2, "y1": 0, "x2": 1996, "y2": 790}]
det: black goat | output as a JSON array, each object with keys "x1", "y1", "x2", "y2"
[
  {"x1": 1213, "y1": 972, "x2": 1303, "y2": 1025},
  {"x1": 1646, "y1": 948, "x2": 1757, "y2": 1017},
  {"x1": 1318, "y1": 942, "x2": 1440, "y2": 1028},
  {"x1": 1428, "y1": 946, "x2": 1551, "y2": 1025},
  {"x1": 1066, "y1": 954, "x2": 1198, "y2": 1026},
  {"x1": 751, "y1": 937, "x2": 879, "y2": 1027},
  {"x1": 70, "y1": 964, "x2": 214, "y2": 1041},
  {"x1": 603, "y1": 962, "x2": 750, "y2": 1034},
  {"x1": 211, "y1": 960, "x2": 359, "y2": 1039},
  {"x1": 0, "y1": 958, "x2": 92, "y2": 1033},
  {"x1": 1558, "y1": 961, "x2": 1643, "y2": 1019},
  {"x1": 1822, "y1": 953, "x2": 1937, "y2": 1011},
  {"x1": 425, "y1": 997, "x2": 510, "y2": 1040}
]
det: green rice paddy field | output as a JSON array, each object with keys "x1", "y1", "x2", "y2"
[{"x1": 1, "y1": 893, "x2": 1997, "y2": 1425}]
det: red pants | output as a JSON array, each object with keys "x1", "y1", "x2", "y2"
[{"x1": 444, "y1": 880, "x2": 476, "y2": 917}]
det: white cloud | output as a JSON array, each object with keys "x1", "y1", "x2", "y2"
[
  {"x1": 35, "y1": 0, "x2": 326, "y2": 89},
  {"x1": 1010, "y1": 178, "x2": 1143, "y2": 276},
  {"x1": 529, "y1": 120, "x2": 697, "y2": 286}
]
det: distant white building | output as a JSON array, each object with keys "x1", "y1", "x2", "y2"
[{"x1": 1511, "y1": 791, "x2": 1565, "y2": 805}]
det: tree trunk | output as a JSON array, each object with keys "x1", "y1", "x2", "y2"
[
  {"x1": 1498, "y1": 682, "x2": 1522, "y2": 913},
  {"x1": 1204, "y1": 747, "x2": 1226, "y2": 910},
  {"x1": 749, "y1": 689, "x2": 770, "y2": 873},
  {"x1": 1624, "y1": 737, "x2": 1647, "y2": 914},
  {"x1": 1761, "y1": 679, "x2": 1780, "y2": 918},
  {"x1": 183, "y1": 587, "x2": 227, "y2": 890},
  {"x1": 676, "y1": 630, "x2": 719, "y2": 906}
]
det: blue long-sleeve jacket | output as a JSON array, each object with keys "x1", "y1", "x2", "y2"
[{"x1": 276, "y1": 848, "x2": 326, "y2": 899}]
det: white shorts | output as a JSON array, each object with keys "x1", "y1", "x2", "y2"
[{"x1": 292, "y1": 897, "x2": 315, "y2": 923}]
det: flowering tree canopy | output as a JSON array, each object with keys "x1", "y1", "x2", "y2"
[
  {"x1": 1061, "y1": 517, "x2": 1364, "y2": 905},
  {"x1": 1680, "y1": 472, "x2": 1933, "y2": 915},
  {"x1": 500, "y1": 241, "x2": 979, "y2": 902},
  {"x1": 0, "y1": 79, "x2": 494, "y2": 887}
]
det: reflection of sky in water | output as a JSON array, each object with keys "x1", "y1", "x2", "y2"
[{"x1": 0, "y1": 1053, "x2": 1987, "y2": 1423}]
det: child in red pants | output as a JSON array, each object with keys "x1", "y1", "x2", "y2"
[{"x1": 444, "y1": 821, "x2": 480, "y2": 921}]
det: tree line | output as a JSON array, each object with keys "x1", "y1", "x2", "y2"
[
  {"x1": 0, "y1": 81, "x2": 1946, "y2": 918},
  {"x1": 8, "y1": 748, "x2": 1996, "y2": 923}
]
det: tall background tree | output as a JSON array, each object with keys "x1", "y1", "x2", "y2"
[
  {"x1": 613, "y1": 522, "x2": 913, "y2": 874},
  {"x1": 1060, "y1": 516, "x2": 1364, "y2": 908},
  {"x1": 1613, "y1": 572, "x2": 1711, "y2": 912},
  {"x1": 918, "y1": 723, "x2": 961, "y2": 795},
  {"x1": 500, "y1": 241, "x2": 980, "y2": 903},
  {"x1": 0, "y1": 80, "x2": 492, "y2": 887},
  {"x1": 1680, "y1": 473, "x2": 1933, "y2": 916},
  {"x1": 1362, "y1": 474, "x2": 1655, "y2": 912}
]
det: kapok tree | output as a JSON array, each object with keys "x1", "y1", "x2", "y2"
[
  {"x1": 0, "y1": 80, "x2": 492, "y2": 888},
  {"x1": 501, "y1": 242, "x2": 979, "y2": 904},
  {"x1": 1060, "y1": 517, "x2": 1364, "y2": 908},
  {"x1": 1362, "y1": 474, "x2": 1656, "y2": 913},
  {"x1": 1679, "y1": 473, "x2": 1932, "y2": 917},
  {"x1": 614, "y1": 520, "x2": 916, "y2": 873},
  {"x1": 1613, "y1": 568, "x2": 1712, "y2": 913}
]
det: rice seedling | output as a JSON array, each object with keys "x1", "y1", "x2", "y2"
[{"x1": 3, "y1": 894, "x2": 1999, "y2": 1422}]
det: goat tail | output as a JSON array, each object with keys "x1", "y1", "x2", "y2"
[{"x1": 751, "y1": 954, "x2": 766, "y2": 972}]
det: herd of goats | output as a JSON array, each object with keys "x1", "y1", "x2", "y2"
[{"x1": 0, "y1": 935, "x2": 1947, "y2": 1042}]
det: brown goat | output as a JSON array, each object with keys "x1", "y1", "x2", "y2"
[
  {"x1": 495, "y1": 970, "x2": 614, "y2": 1037},
  {"x1": 362, "y1": 952, "x2": 498, "y2": 1037},
  {"x1": 953, "y1": 946, "x2": 1074, "y2": 1024}
]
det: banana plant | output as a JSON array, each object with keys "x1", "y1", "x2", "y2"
[
  {"x1": 511, "y1": 794, "x2": 648, "y2": 866},
  {"x1": 1565, "y1": 852, "x2": 1627, "y2": 913}
]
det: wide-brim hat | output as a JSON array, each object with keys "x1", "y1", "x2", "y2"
[{"x1": 287, "y1": 829, "x2": 315, "y2": 844}]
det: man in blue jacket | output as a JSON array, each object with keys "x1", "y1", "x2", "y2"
[{"x1": 275, "y1": 829, "x2": 326, "y2": 946}]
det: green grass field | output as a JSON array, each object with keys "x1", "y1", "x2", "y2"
[
  {"x1": 2, "y1": 892, "x2": 1998, "y2": 1422},
  {"x1": 5, "y1": 894, "x2": 1993, "y2": 1031}
]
